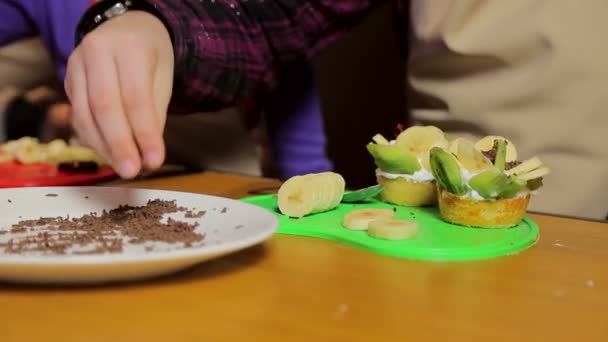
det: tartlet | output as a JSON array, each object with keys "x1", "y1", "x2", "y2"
[
  {"x1": 429, "y1": 136, "x2": 549, "y2": 228},
  {"x1": 367, "y1": 125, "x2": 449, "y2": 206}
]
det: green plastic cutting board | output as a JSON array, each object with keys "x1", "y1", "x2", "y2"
[{"x1": 242, "y1": 194, "x2": 540, "y2": 261}]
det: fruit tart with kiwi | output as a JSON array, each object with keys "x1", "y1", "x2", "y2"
[
  {"x1": 429, "y1": 136, "x2": 550, "y2": 228},
  {"x1": 366, "y1": 125, "x2": 449, "y2": 206}
]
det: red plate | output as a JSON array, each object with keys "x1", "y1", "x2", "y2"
[{"x1": 0, "y1": 162, "x2": 117, "y2": 188}]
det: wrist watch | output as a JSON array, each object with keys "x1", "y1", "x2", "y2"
[{"x1": 74, "y1": 0, "x2": 165, "y2": 46}]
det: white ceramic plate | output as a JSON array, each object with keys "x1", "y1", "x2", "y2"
[{"x1": 0, "y1": 186, "x2": 278, "y2": 284}]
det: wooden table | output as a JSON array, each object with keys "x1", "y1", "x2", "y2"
[{"x1": 1, "y1": 171, "x2": 607, "y2": 341}]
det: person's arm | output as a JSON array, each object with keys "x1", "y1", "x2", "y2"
[
  {"x1": 0, "y1": 1, "x2": 91, "y2": 80},
  {"x1": 144, "y1": 0, "x2": 380, "y2": 112},
  {"x1": 0, "y1": 0, "x2": 35, "y2": 46},
  {"x1": 65, "y1": 0, "x2": 380, "y2": 178},
  {"x1": 32, "y1": 0, "x2": 91, "y2": 80}
]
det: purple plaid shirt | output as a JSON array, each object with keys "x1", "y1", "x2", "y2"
[{"x1": 140, "y1": 0, "x2": 390, "y2": 112}]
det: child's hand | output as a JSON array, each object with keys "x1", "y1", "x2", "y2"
[{"x1": 64, "y1": 11, "x2": 174, "y2": 179}]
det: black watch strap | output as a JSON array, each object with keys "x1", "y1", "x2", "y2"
[{"x1": 74, "y1": 0, "x2": 165, "y2": 47}]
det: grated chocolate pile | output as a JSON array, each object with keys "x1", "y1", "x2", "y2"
[{"x1": 0, "y1": 199, "x2": 205, "y2": 255}]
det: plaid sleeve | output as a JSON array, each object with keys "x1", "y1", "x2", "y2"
[{"x1": 141, "y1": 0, "x2": 380, "y2": 113}]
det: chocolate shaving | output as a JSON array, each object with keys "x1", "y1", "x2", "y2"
[
  {"x1": 10, "y1": 227, "x2": 27, "y2": 233},
  {"x1": 505, "y1": 160, "x2": 522, "y2": 170},
  {"x1": 45, "y1": 194, "x2": 58, "y2": 197},
  {"x1": 185, "y1": 210, "x2": 205, "y2": 218},
  {"x1": 481, "y1": 144, "x2": 498, "y2": 164},
  {"x1": 480, "y1": 140, "x2": 522, "y2": 170},
  {"x1": 0, "y1": 199, "x2": 205, "y2": 255}
]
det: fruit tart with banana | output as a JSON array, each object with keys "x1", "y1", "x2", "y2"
[
  {"x1": 366, "y1": 125, "x2": 449, "y2": 206},
  {"x1": 429, "y1": 136, "x2": 550, "y2": 228}
]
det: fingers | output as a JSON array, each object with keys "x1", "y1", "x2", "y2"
[
  {"x1": 117, "y1": 51, "x2": 165, "y2": 170},
  {"x1": 64, "y1": 50, "x2": 112, "y2": 164},
  {"x1": 63, "y1": 11, "x2": 174, "y2": 178},
  {"x1": 80, "y1": 37, "x2": 142, "y2": 178}
]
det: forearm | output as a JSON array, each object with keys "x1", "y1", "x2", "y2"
[{"x1": 143, "y1": 0, "x2": 381, "y2": 112}]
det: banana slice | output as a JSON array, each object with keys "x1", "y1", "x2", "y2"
[
  {"x1": 58, "y1": 145, "x2": 106, "y2": 165},
  {"x1": 329, "y1": 174, "x2": 346, "y2": 208},
  {"x1": 15, "y1": 143, "x2": 46, "y2": 164},
  {"x1": 396, "y1": 125, "x2": 449, "y2": 170},
  {"x1": 456, "y1": 138, "x2": 494, "y2": 173},
  {"x1": 518, "y1": 166, "x2": 551, "y2": 181},
  {"x1": 46, "y1": 139, "x2": 69, "y2": 164},
  {"x1": 342, "y1": 208, "x2": 395, "y2": 231},
  {"x1": 448, "y1": 137, "x2": 471, "y2": 155},
  {"x1": 5, "y1": 136, "x2": 38, "y2": 155},
  {"x1": 47, "y1": 139, "x2": 67, "y2": 154},
  {"x1": 277, "y1": 175, "x2": 311, "y2": 218},
  {"x1": 317, "y1": 172, "x2": 337, "y2": 212},
  {"x1": 277, "y1": 172, "x2": 345, "y2": 218},
  {"x1": 372, "y1": 134, "x2": 390, "y2": 145},
  {"x1": 420, "y1": 154, "x2": 433, "y2": 172},
  {"x1": 367, "y1": 218, "x2": 419, "y2": 240},
  {"x1": 0, "y1": 147, "x2": 13, "y2": 163},
  {"x1": 475, "y1": 135, "x2": 518, "y2": 162},
  {"x1": 396, "y1": 125, "x2": 449, "y2": 156},
  {"x1": 506, "y1": 156, "x2": 543, "y2": 176}
]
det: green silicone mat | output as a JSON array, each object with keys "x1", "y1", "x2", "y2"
[{"x1": 242, "y1": 194, "x2": 540, "y2": 261}]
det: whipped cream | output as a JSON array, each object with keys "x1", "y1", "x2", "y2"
[
  {"x1": 376, "y1": 166, "x2": 435, "y2": 183},
  {"x1": 375, "y1": 150, "x2": 528, "y2": 199}
]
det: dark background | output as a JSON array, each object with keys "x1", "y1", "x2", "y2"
[{"x1": 314, "y1": 2, "x2": 408, "y2": 189}]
